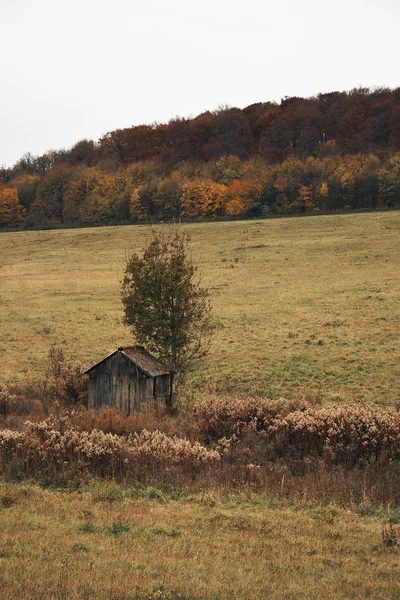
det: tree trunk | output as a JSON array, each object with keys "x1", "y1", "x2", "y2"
[{"x1": 167, "y1": 371, "x2": 174, "y2": 412}]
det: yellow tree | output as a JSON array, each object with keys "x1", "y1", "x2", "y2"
[
  {"x1": 225, "y1": 180, "x2": 247, "y2": 215},
  {"x1": 274, "y1": 158, "x2": 305, "y2": 196},
  {"x1": 317, "y1": 181, "x2": 329, "y2": 209},
  {"x1": 298, "y1": 185, "x2": 316, "y2": 212},
  {"x1": 335, "y1": 166, "x2": 355, "y2": 208},
  {"x1": 129, "y1": 188, "x2": 147, "y2": 221},
  {"x1": 62, "y1": 170, "x2": 95, "y2": 223},
  {"x1": 180, "y1": 180, "x2": 226, "y2": 217},
  {"x1": 0, "y1": 187, "x2": 25, "y2": 227},
  {"x1": 224, "y1": 179, "x2": 260, "y2": 215},
  {"x1": 389, "y1": 154, "x2": 400, "y2": 176},
  {"x1": 64, "y1": 169, "x2": 130, "y2": 223}
]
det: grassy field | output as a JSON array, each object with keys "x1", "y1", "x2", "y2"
[
  {"x1": 1, "y1": 213, "x2": 400, "y2": 600},
  {"x1": 0, "y1": 212, "x2": 400, "y2": 402},
  {"x1": 1, "y1": 212, "x2": 399, "y2": 403},
  {"x1": 0, "y1": 481, "x2": 399, "y2": 600}
]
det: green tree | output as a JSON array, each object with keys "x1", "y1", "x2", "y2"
[
  {"x1": 378, "y1": 169, "x2": 399, "y2": 208},
  {"x1": 121, "y1": 229, "x2": 212, "y2": 409}
]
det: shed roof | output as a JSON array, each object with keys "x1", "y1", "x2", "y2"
[{"x1": 84, "y1": 346, "x2": 169, "y2": 377}]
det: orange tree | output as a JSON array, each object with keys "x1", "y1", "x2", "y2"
[{"x1": 0, "y1": 187, "x2": 25, "y2": 227}]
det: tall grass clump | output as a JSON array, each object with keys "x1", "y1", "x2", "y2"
[
  {"x1": 47, "y1": 345, "x2": 87, "y2": 406},
  {"x1": 269, "y1": 403, "x2": 400, "y2": 465},
  {"x1": 1, "y1": 394, "x2": 400, "y2": 505},
  {"x1": 0, "y1": 415, "x2": 219, "y2": 485},
  {"x1": 0, "y1": 384, "x2": 16, "y2": 418},
  {"x1": 193, "y1": 394, "x2": 310, "y2": 441},
  {"x1": 195, "y1": 394, "x2": 400, "y2": 466}
]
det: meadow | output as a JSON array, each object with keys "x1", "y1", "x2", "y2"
[
  {"x1": 1, "y1": 211, "x2": 399, "y2": 404},
  {"x1": 1, "y1": 212, "x2": 400, "y2": 599},
  {"x1": 1, "y1": 481, "x2": 400, "y2": 600}
]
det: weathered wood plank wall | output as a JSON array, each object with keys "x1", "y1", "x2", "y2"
[{"x1": 87, "y1": 352, "x2": 169, "y2": 415}]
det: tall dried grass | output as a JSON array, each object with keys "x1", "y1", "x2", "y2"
[
  {"x1": 195, "y1": 394, "x2": 400, "y2": 465},
  {"x1": 193, "y1": 394, "x2": 310, "y2": 441},
  {"x1": 0, "y1": 415, "x2": 219, "y2": 485},
  {"x1": 0, "y1": 383, "x2": 17, "y2": 418},
  {"x1": 269, "y1": 403, "x2": 400, "y2": 465},
  {"x1": 1, "y1": 394, "x2": 400, "y2": 506}
]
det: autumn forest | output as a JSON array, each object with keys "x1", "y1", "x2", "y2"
[{"x1": 1, "y1": 87, "x2": 400, "y2": 228}]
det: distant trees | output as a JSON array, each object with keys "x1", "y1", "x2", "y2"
[
  {"x1": 67, "y1": 139, "x2": 96, "y2": 166},
  {"x1": 2, "y1": 88, "x2": 400, "y2": 229},
  {"x1": 180, "y1": 180, "x2": 226, "y2": 217},
  {"x1": 378, "y1": 170, "x2": 398, "y2": 208},
  {"x1": 0, "y1": 187, "x2": 25, "y2": 227},
  {"x1": 2, "y1": 151, "x2": 400, "y2": 229},
  {"x1": 30, "y1": 166, "x2": 72, "y2": 224}
]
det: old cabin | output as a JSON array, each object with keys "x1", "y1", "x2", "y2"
[{"x1": 84, "y1": 346, "x2": 170, "y2": 415}]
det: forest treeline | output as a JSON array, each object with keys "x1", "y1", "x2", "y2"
[{"x1": 1, "y1": 87, "x2": 400, "y2": 228}]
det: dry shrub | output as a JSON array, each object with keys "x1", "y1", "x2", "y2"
[
  {"x1": 70, "y1": 404, "x2": 203, "y2": 442},
  {"x1": 193, "y1": 394, "x2": 310, "y2": 441},
  {"x1": 0, "y1": 348, "x2": 88, "y2": 431},
  {"x1": 0, "y1": 383, "x2": 16, "y2": 418},
  {"x1": 47, "y1": 345, "x2": 87, "y2": 406},
  {"x1": 69, "y1": 405, "x2": 155, "y2": 436},
  {"x1": 1, "y1": 392, "x2": 400, "y2": 506},
  {"x1": 194, "y1": 395, "x2": 400, "y2": 466},
  {"x1": 0, "y1": 382, "x2": 45, "y2": 432},
  {"x1": 6, "y1": 375, "x2": 53, "y2": 420},
  {"x1": 0, "y1": 349, "x2": 87, "y2": 431},
  {"x1": 269, "y1": 403, "x2": 400, "y2": 465},
  {"x1": 0, "y1": 415, "x2": 220, "y2": 484}
]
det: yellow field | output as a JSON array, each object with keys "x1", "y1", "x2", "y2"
[
  {"x1": 1, "y1": 482, "x2": 399, "y2": 600},
  {"x1": 1, "y1": 212, "x2": 399, "y2": 403}
]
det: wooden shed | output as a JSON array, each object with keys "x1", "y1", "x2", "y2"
[{"x1": 84, "y1": 346, "x2": 170, "y2": 415}]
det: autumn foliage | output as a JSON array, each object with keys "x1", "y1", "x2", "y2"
[
  {"x1": 0, "y1": 187, "x2": 25, "y2": 227},
  {"x1": 1, "y1": 87, "x2": 400, "y2": 228}
]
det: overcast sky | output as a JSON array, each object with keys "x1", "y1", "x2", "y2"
[{"x1": 1, "y1": 0, "x2": 399, "y2": 167}]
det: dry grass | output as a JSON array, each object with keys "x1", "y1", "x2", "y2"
[
  {"x1": 2, "y1": 402, "x2": 400, "y2": 506},
  {"x1": 0, "y1": 481, "x2": 400, "y2": 600},
  {"x1": 1, "y1": 212, "x2": 399, "y2": 403},
  {"x1": 2, "y1": 213, "x2": 400, "y2": 598}
]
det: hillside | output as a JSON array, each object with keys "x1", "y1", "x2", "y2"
[
  {"x1": 1, "y1": 212, "x2": 399, "y2": 404},
  {"x1": 1, "y1": 88, "x2": 400, "y2": 228}
]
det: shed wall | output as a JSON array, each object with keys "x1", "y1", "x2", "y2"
[{"x1": 87, "y1": 352, "x2": 169, "y2": 415}]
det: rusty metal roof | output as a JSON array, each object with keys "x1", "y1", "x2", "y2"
[
  {"x1": 84, "y1": 346, "x2": 169, "y2": 377},
  {"x1": 120, "y1": 346, "x2": 169, "y2": 377}
]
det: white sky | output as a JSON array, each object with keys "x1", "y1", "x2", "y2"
[{"x1": 1, "y1": 0, "x2": 399, "y2": 167}]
